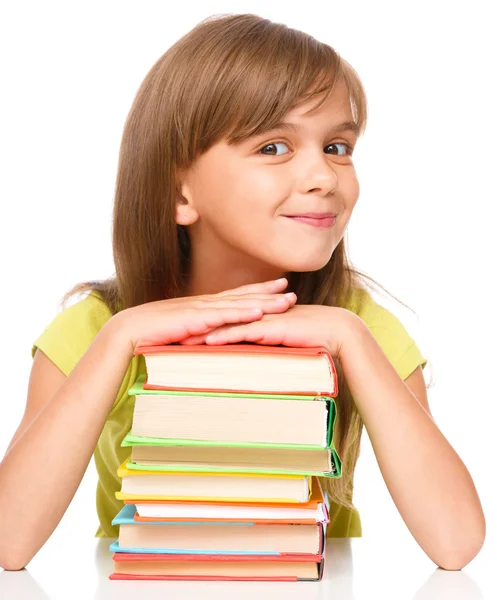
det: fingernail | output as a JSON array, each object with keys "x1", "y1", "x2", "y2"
[
  {"x1": 274, "y1": 277, "x2": 287, "y2": 283},
  {"x1": 284, "y1": 292, "x2": 296, "y2": 299}
]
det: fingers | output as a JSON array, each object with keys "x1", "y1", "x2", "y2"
[
  {"x1": 200, "y1": 293, "x2": 296, "y2": 313},
  {"x1": 161, "y1": 278, "x2": 290, "y2": 305},
  {"x1": 183, "y1": 306, "x2": 265, "y2": 337},
  {"x1": 178, "y1": 293, "x2": 295, "y2": 345}
]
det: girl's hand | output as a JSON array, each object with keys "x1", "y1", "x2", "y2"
[
  {"x1": 113, "y1": 278, "x2": 297, "y2": 354},
  {"x1": 180, "y1": 304, "x2": 361, "y2": 360}
]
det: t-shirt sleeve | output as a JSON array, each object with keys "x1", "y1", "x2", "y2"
[
  {"x1": 31, "y1": 291, "x2": 113, "y2": 376},
  {"x1": 351, "y1": 289, "x2": 428, "y2": 381}
]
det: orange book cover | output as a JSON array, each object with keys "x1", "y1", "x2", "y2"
[{"x1": 132, "y1": 476, "x2": 328, "y2": 524}]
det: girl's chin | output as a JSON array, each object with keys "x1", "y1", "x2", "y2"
[{"x1": 279, "y1": 254, "x2": 334, "y2": 273}]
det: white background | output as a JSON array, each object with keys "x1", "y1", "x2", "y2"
[{"x1": 1, "y1": 0, "x2": 495, "y2": 578}]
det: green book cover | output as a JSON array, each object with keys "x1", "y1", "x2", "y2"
[
  {"x1": 127, "y1": 374, "x2": 337, "y2": 448},
  {"x1": 124, "y1": 446, "x2": 342, "y2": 479},
  {"x1": 124, "y1": 375, "x2": 340, "y2": 473},
  {"x1": 121, "y1": 398, "x2": 335, "y2": 451}
]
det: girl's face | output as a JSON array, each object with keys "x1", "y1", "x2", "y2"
[{"x1": 176, "y1": 77, "x2": 360, "y2": 288}]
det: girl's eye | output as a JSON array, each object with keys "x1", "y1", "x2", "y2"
[
  {"x1": 259, "y1": 141, "x2": 290, "y2": 156},
  {"x1": 258, "y1": 141, "x2": 353, "y2": 156}
]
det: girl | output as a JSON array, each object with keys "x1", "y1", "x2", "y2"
[{"x1": 0, "y1": 13, "x2": 485, "y2": 572}]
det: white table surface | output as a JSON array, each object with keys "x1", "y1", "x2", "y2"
[{"x1": 1, "y1": 531, "x2": 495, "y2": 600}]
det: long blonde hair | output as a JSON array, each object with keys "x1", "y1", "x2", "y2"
[{"x1": 62, "y1": 13, "x2": 431, "y2": 510}]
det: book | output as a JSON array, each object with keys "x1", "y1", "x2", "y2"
[
  {"x1": 127, "y1": 375, "x2": 336, "y2": 448},
  {"x1": 132, "y1": 476, "x2": 329, "y2": 523},
  {"x1": 108, "y1": 342, "x2": 338, "y2": 582},
  {"x1": 115, "y1": 458, "x2": 312, "y2": 503},
  {"x1": 127, "y1": 374, "x2": 336, "y2": 448},
  {"x1": 110, "y1": 504, "x2": 326, "y2": 555},
  {"x1": 124, "y1": 474, "x2": 325, "y2": 507},
  {"x1": 133, "y1": 343, "x2": 338, "y2": 396},
  {"x1": 110, "y1": 552, "x2": 325, "y2": 581},
  {"x1": 124, "y1": 441, "x2": 342, "y2": 478}
]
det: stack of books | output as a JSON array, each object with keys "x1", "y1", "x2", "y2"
[{"x1": 109, "y1": 343, "x2": 342, "y2": 582}]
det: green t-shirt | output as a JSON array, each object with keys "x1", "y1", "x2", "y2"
[{"x1": 31, "y1": 287, "x2": 427, "y2": 538}]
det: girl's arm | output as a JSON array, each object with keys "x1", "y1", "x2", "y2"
[
  {"x1": 338, "y1": 317, "x2": 486, "y2": 571},
  {"x1": 0, "y1": 278, "x2": 295, "y2": 571},
  {"x1": 0, "y1": 316, "x2": 133, "y2": 571}
]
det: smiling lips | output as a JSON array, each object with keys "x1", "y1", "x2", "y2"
[{"x1": 284, "y1": 212, "x2": 337, "y2": 228}]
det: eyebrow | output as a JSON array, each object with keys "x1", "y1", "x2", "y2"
[{"x1": 262, "y1": 120, "x2": 360, "y2": 137}]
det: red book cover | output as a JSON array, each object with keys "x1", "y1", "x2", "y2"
[
  {"x1": 112, "y1": 552, "x2": 324, "y2": 562},
  {"x1": 110, "y1": 551, "x2": 325, "y2": 581},
  {"x1": 133, "y1": 343, "x2": 337, "y2": 397}
]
